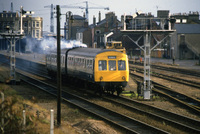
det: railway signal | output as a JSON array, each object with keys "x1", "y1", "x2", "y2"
[
  {"x1": 121, "y1": 13, "x2": 176, "y2": 100},
  {"x1": 0, "y1": 30, "x2": 24, "y2": 85}
]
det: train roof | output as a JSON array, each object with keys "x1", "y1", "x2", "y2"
[
  {"x1": 49, "y1": 48, "x2": 71, "y2": 55},
  {"x1": 68, "y1": 47, "x2": 122, "y2": 57},
  {"x1": 48, "y1": 47, "x2": 123, "y2": 57}
]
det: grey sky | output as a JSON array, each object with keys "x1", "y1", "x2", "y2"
[{"x1": 0, "y1": 0, "x2": 199, "y2": 32}]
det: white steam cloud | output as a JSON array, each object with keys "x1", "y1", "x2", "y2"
[
  {"x1": 41, "y1": 38, "x2": 87, "y2": 52},
  {"x1": 26, "y1": 37, "x2": 87, "y2": 53}
]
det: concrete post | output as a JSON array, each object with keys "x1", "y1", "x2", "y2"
[
  {"x1": 50, "y1": 109, "x2": 54, "y2": 134},
  {"x1": 22, "y1": 109, "x2": 26, "y2": 133},
  {"x1": 199, "y1": 54, "x2": 200, "y2": 65},
  {"x1": 1, "y1": 92, "x2": 4, "y2": 132}
]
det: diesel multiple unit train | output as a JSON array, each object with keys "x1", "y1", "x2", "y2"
[{"x1": 46, "y1": 47, "x2": 129, "y2": 95}]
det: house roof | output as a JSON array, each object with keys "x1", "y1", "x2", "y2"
[
  {"x1": 0, "y1": 11, "x2": 19, "y2": 18},
  {"x1": 97, "y1": 19, "x2": 107, "y2": 26},
  {"x1": 77, "y1": 27, "x2": 88, "y2": 33},
  {"x1": 175, "y1": 24, "x2": 200, "y2": 34},
  {"x1": 73, "y1": 15, "x2": 86, "y2": 20},
  {"x1": 77, "y1": 24, "x2": 95, "y2": 33}
]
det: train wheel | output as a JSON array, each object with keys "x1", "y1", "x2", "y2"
[
  {"x1": 99, "y1": 86, "x2": 104, "y2": 96},
  {"x1": 117, "y1": 88, "x2": 122, "y2": 96},
  {"x1": 111, "y1": 90, "x2": 114, "y2": 95},
  {"x1": 117, "y1": 91, "x2": 120, "y2": 96}
]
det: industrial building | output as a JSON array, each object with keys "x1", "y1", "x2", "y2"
[
  {"x1": 170, "y1": 11, "x2": 200, "y2": 59},
  {"x1": 171, "y1": 24, "x2": 200, "y2": 59},
  {"x1": 0, "y1": 11, "x2": 20, "y2": 32},
  {"x1": 0, "y1": 10, "x2": 43, "y2": 53},
  {"x1": 0, "y1": 11, "x2": 43, "y2": 39},
  {"x1": 119, "y1": 10, "x2": 200, "y2": 60}
]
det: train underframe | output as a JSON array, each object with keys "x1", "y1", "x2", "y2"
[
  {"x1": 98, "y1": 81, "x2": 127, "y2": 96},
  {"x1": 47, "y1": 70, "x2": 127, "y2": 96},
  {"x1": 66, "y1": 76, "x2": 127, "y2": 96}
]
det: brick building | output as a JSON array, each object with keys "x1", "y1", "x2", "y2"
[{"x1": 76, "y1": 12, "x2": 120, "y2": 48}]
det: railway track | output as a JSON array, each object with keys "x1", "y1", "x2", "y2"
[
  {"x1": 0, "y1": 54, "x2": 49, "y2": 79},
  {"x1": 130, "y1": 61, "x2": 200, "y2": 77},
  {"x1": 130, "y1": 66, "x2": 200, "y2": 89},
  {"x1": 73, "y1": 88, "x2": 200, "y2": 133},
  {"x1": 15, "y1": 63, "x2": 200, "y2": 133},
  {"x1": 131, "y1": 72, "x2": 200, "y2": 115},
  {"x1": 106, "y1": 95, "x2": 200, "y2": 133},
  {"x1": 18, "y1": 72, "x2": 169, "y2": 134}
]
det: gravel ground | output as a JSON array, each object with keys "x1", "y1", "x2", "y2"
[{"x1": 0, "y1": 65, "x2": 121, "y2": 134}]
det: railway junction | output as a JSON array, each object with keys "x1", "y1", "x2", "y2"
[
  {"x1": 0, "y1": 3, "x2": 200, "y2": 133},
  {"x1": 0, "y1": 50, "x2": 200, "y2": 133}
]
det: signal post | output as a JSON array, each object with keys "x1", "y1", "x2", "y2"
[{"x1": 121, "y1": 15, "x2": 175, "y2": 100}]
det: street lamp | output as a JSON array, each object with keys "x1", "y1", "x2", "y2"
[
  {"x1": 19, "y1": 6, "x2": 34, "y2": 53},
  {"x1": 20, "y1": 6, "x2": 34, "y2": 34}
]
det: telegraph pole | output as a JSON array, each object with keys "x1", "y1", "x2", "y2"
[{"x1": 56, "y1": 5, "x2": 61, "y2": 126}]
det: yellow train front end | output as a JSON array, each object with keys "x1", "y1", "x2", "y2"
[{"x1": 94, "y1": 51, "x2": 129, "y2": 95}]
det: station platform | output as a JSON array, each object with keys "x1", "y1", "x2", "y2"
[{"x1": 0, "y1": 50, "x2": 46, "y2": 64}]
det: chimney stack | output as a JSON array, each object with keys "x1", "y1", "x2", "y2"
[
  {"x1": 99, "y1": 11, "x2": 101, "y2": 22},
  {"x1": 93, "y1": 15, "x2": 96, "y2": 25},
  {"x1": 11, "y1": 2, "x2": 13, "y2": 12},
  {"x1": 83, "y1": 12, "x2": 86, "y2": 18}
]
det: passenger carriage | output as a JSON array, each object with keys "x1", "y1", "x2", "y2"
[{"x1": 46, "y1": 47, "x2": 129, "y2": 95}]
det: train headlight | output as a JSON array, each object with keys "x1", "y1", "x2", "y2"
[
  {"x1": 122, "y1": 76, "x2": 126, "y2": 80},
  {"x1": 100, "y1": 76, "x2": 103, "y2": 81}
]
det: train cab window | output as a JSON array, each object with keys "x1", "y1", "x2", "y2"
[
  {"x1": 118, "y1": 60, "x2": 126, "y2": 70},
  {"x1": 109, "y1": 60, "x2": 116, "y2": 71},
  {"x1": 98, "y1": 60, "x2": 107, "y2": 71}
]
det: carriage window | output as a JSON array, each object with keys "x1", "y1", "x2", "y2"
[
  {"x1": 81, "y1": 58, "x2": 83, "y2": 66},
  {"x1": 86, "y1": 59, "x2": 93, "y2": 69},
  {"x1": 98, "y1": 60, "x2": 107, "y2": 71},
  {"x1": 89, "y1": 60, "x2": 93, "y2": 69},
  {"x1": 63, "y1": 56, "x2": 65, "y2": 63},
  {"x1": 109, "y1": 60, "x2": 116, "y2": 71},
  {"x1": 71, "y1": 57, "x2": 73, "y2": 65},
  {"x1": 118, "y1": 60, "x2": 126, "y2": 70},
  {"x1": 54, "y1": 55, "x2": 57, "y2": 63},
  {"x1": 75, "y1": 58, "x2": 78, "y2": 65}
]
